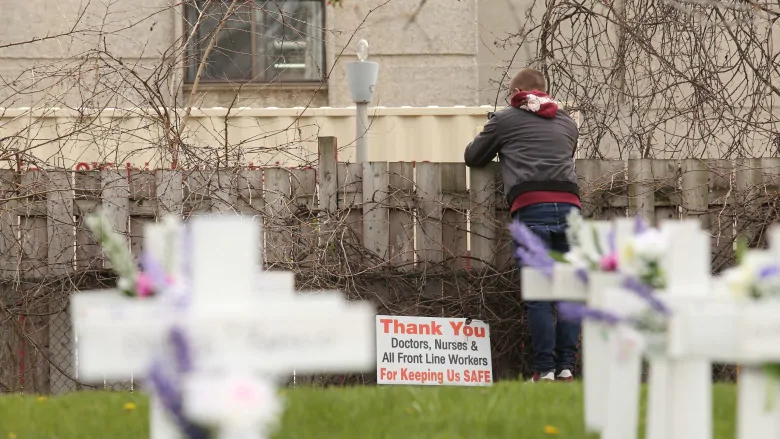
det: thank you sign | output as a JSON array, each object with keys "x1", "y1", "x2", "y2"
[{"x1": 376, "y1": 316, "x2": 493, "y2": 386}]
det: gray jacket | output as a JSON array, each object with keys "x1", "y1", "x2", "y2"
[{"x1": 463, "y1": 106, "x2": 580, "y2": 206}]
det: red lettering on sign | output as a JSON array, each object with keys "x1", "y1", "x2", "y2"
[
  {"x1": 449, "y1": 321, "x2": 485, "y2": 338},
  {"x1": 380, "y1": 318, "x2": 442, "y2": 335},
  {"x1": 463, "y1": 369, "x2": 491, "y2": 383}
]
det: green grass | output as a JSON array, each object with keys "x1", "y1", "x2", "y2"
[{"x1": 0, "y1": 382, "x2": 737, "y2": 439}]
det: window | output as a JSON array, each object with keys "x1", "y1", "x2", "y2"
[{"x1": 185, "y1": 0, "x2": 325, "y2": 83}]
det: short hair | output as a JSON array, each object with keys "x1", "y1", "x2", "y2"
[{"x1": 509, "y1": 68, "x2": 547, "y2": 93}]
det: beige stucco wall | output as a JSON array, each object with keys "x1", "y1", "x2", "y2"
[
  {"x1": 476, "y1": 0, "x2": 534, "y2": 106},
  {"x1": 0, "y1": 0, "x2": 480, "y2": 109},
  {"x1": 0, "y1": 0, "x2": 180, "y2": 108},
  {"x1": 325, "y1": 0, "x2": 479, "y2": 107}
]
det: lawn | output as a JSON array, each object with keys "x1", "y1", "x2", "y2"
[{"x1": 0, "y1": 382, "x2": 737, "y2": 439}]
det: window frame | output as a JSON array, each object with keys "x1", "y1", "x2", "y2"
[{"x1": 182, "y1": 0, "x2": 327, "y2": 85}]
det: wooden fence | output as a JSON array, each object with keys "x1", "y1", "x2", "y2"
[{"x1": 1, "y1": 137, "x2": 779, "y2": 394}]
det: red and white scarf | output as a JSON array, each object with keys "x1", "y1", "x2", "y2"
[{"x1": 510, "y1": 90, "x2": 559, "y2": 118}]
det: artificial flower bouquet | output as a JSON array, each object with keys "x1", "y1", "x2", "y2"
[
  {"x1": 84, "y1": 210, "x2": 217, "y2": 439},
  {"x1": 510, "y1": 211, "x2": 672, "y2": 354},
  {"x1": 511, "y1": 209, "x2": 617, "y2": 301},
  {"x1": 85, "y1": 210, "x2": 182, "y2": 298},
  {"x1": 720, "y1": 244, "x2": 780, "y2": 383}
]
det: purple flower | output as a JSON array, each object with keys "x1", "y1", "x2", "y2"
[
  {"x1": 169, "y1": 326, "x2": 193, "y2": 375},
  {"x1": 758, "y1": 264, "x2": 780, "y2": 280},
  {"x1": 622, "y1": 277, "x2": 671, "y2": 315},
  {"x1": 508, "y1": 221, "x2": 555, "y2": 278},
  {"x1": 140, "y1": 251, "x2": 168, "y2": 291},
  {"x1": 557, "y1": 302, "x2": 623, "y2": 325},
  {"x1": 575, "y1": 267, "x2": 589, "y2": 283},
  {"x1": 147, "y1": 360, "x2": 209, "y2": 439},
  {"x1": 634, "y1": 216, "x2": 648, "y2": 234}
]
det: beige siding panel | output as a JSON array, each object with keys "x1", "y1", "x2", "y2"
[{"x1": 0, "y1": 106, "x2": 582, "y2": 168}]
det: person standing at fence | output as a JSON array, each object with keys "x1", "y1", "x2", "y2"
[{"x1": 463, "y1": 68, "x2": 581, "y2": 382}]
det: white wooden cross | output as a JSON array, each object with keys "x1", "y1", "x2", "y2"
[
  {"x1": 72, "y1": 217, "x2": 298, "y2": 439},
  {"x1": 71, "y1": 214, "x2": 377, "y2": 438},
  {"x1": 593, "y1": 219, "x2": 718, "y2": 439},
  {"x1": 520, "y1": 218, "x2": 628, "y2": 433},
  {"x1": 666, "y1": 226, "x2": 780, "y2": 439}
]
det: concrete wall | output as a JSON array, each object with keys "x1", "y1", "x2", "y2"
[
  {"x1": 324, "y1": 0, "x2": 479, "y2": 107},
  {"x1": 0, "y1": 0, "x2": 180, "y2": 108},
  {"x1": 0, "y1": 0, "x2": 480, "y2": 109}
]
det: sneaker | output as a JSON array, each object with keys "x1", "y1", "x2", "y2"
[
  {"x1": 529, "y1": 371, "x2": 555, "y2": 382},
  {"x1": 557, "y1": 369, "x2": 574, "y2": 382}
]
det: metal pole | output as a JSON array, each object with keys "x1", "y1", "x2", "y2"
[{"x1": 355, "y1": 102, "x2": 369, "y2": 163}]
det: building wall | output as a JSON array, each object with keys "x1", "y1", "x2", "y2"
[
  {"x1": 0, "y1": 0, "x2": 180, "y2": 108},
  {"x1": 324, "y1": 0, "x2": 479, "y2": 107},
  {"x1": 0, "y1": 0, "x2": 572, "y2": 109},
  {"x1": 0, "y1": 0, "x2": 482, "y2": 109}
]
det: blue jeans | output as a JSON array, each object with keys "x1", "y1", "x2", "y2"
[{"x1": 513, "y1": 202, "x2": 581, "y2": 375}]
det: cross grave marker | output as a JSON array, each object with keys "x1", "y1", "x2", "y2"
[
  {"x1": 593, "y1": 219, "x2": 718, "y2": 439},
  {"x1": 71, "y1": 214, "x2": 377, "y2": 438},
  {"x1": 665, "y1": 225, "x2": 780, "y2": 439},
  {"x1": 520, "y1": 218, "x2": 631, "y2": 433}
]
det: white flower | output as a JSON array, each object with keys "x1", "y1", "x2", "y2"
[
  {"x1": 564, "y1": 248, "x2": 590, "y2": 271},
  {"x1": 722, "y1": 265, "x2": 755, "y2": 299},
  {"x1": 631, "y1": 229, "x2": 668, "y2": 260},
  {"x1": 619, "y1": 228, "x2": 668, "y2": 281},
  {"x1": 117, "y1": 277, "x2": 133, "y2": 293},
  {"x1": 563, "y1": 210, "x2": 614, "y2": 270},
  {"x1": 722, "y1": 252, "x2": 774, "y2": 300},
  {"x1": 576, "y1": 223, "x2": 606, "y2": 266},
  {"x1": 526, "y1": 95, "x2": 541, "y2": 112}
]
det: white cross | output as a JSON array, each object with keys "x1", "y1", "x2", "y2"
[
  {"x1": 520, "y1": 219, "x2": 627, "y2": 433},
  {"x1": 665, "y1": 226, "x2": 780, "y2": 439},
  {"x1": 594, "y1": 219, "x2": 717, "y2": 439},
  {"x1": 71, "y1": 214, "x2": 376, "y2": 439},
  {"x1": 72, "y1": 217, "x2": 297, "y2": 439}
]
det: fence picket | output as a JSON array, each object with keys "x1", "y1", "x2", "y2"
[
  {"x1": 264, "y1": 167, "x2": 293, "y2": 266},
  {"x1": 156, "y1": 170, "x2": 183, "y2": 217},
  {"x1": 74, "y1": 171, "x2": 102, "y2": 270},
  {"x1": 388, "y1": 162, "x2": 414, "y2": 270},
  {"x1": 291, "y1": 168, "x2": 317, "y2": 265},
  {"x1": 651, "y1": 159, "x2": 680, "y2": 224},
  {"x1": 628, "y1": 158, "x2": 654, "y2": 222},
  {"x1": 101, "y1": 170, "x2": 130, "y2": 270},
  {"x1": 469, "y1": 164, "x2": 498, "y2": 271},
  {"x1": 681, "y1": 159, "x2": 709, "y2": 225},
  {"x1": 47, "y1": 171, "x2": 75, "y2": 394},
  {"x1": 211, "y1": 170, "x2": 236, "y2": 213},
  {"x1": 362, "y1": 162, "x2": 390, "y2": 260},
  {"x1": 440, "y1": 163, "x2": 468, "y2": 271},
  {"x1": 0, "y1": 169, "x2": 18, "y2": 393},
  {"x1": 707, "y1": 160, "x2": 735, "y2": 273},
  {"x1": 337, "y1": 163, "x2": 363, "y2": 248},
  {"x1": 415, "y1": 163, "x2": 443, "y2": 306}
]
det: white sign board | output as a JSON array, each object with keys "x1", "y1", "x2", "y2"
[{"x1": 375, "y1": 315, "x2": 493, "y2": 386}]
